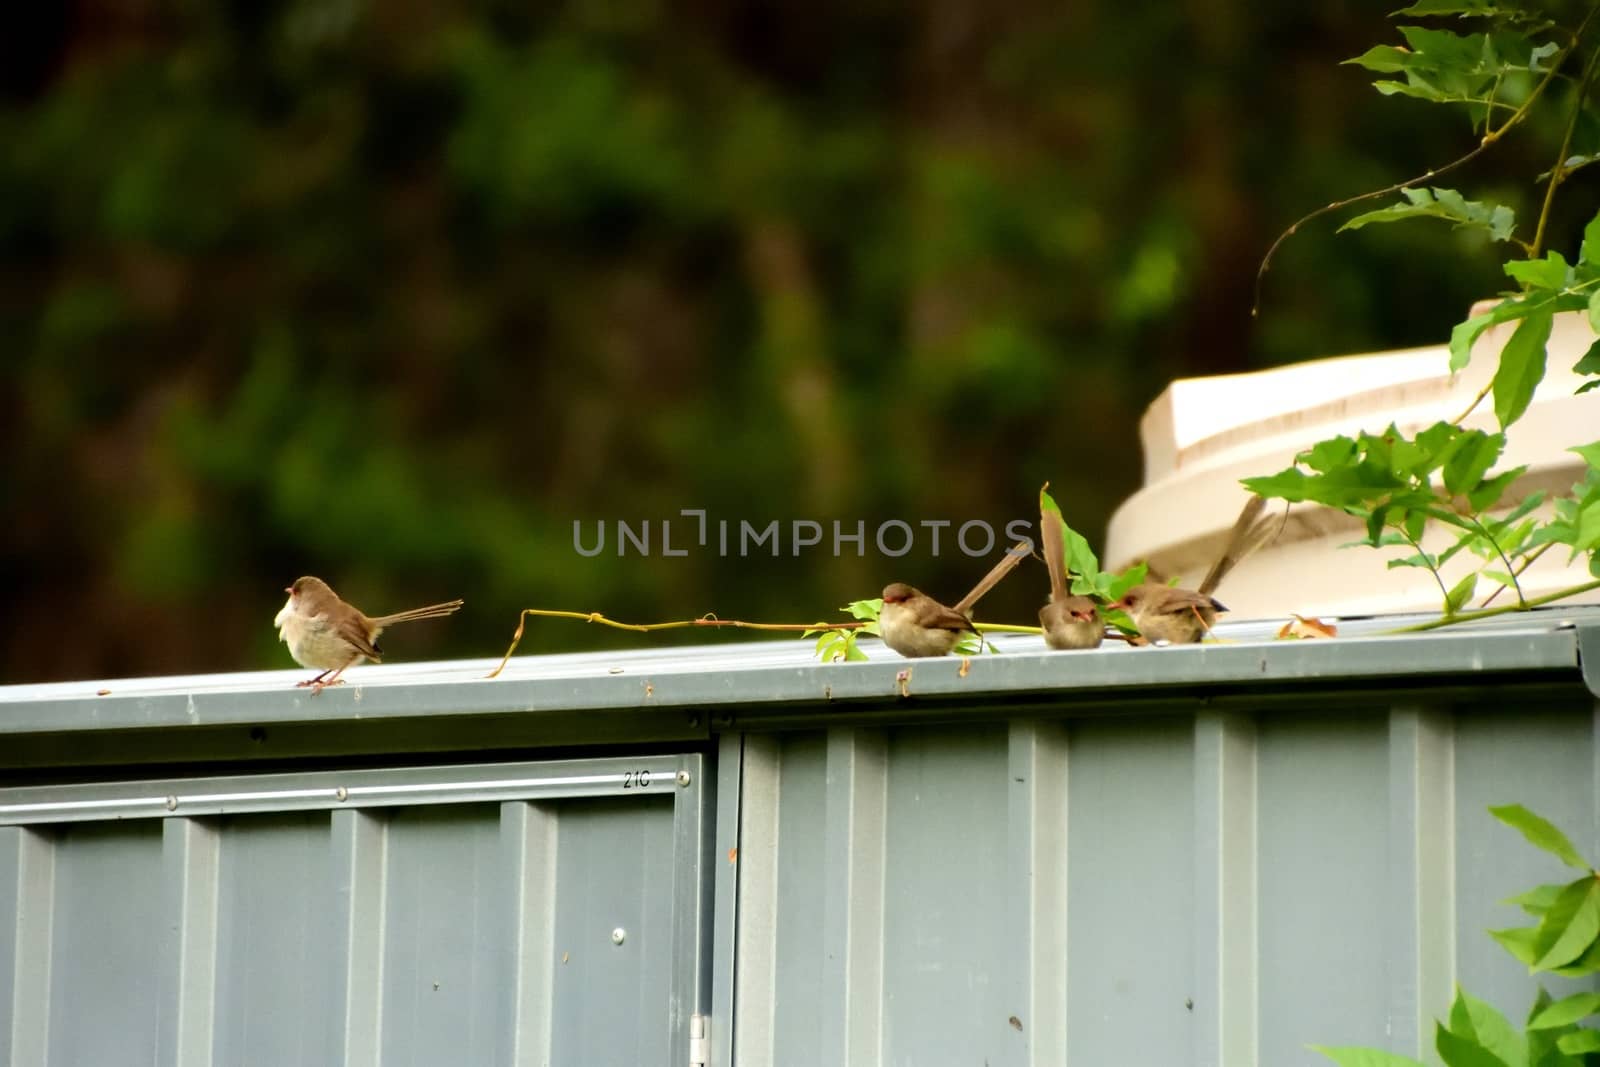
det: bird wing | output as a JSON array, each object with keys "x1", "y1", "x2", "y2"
[
  {"x1": 1152, "y1": 587, "x2": 1224, "y2": 616},
  {"x1": 334, "y1": 615, "x2": 384, "y2": 661},
  {"x1": 921, "y1": 601, "x2": 979, "y2": 634}
]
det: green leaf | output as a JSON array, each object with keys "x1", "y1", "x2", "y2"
[
  {"x1": 1573, "y1": 441, "x2": 1600, "y2": 472},
  {"x1": 1468, "y1": 467, "x2": 1525, "y2": 512},
  {"x1": 1040, "y1": 484, "x2": 1063, "y2": 521},
  {"x1": 1491, "y1": 805, "x2": 1591, "y2": 869},
  {"x1": 819, "y1": 632, "x2": 844, "y2": 659},
  {"x1": 1100, "y1": 605, "x2": 1139, "y2": 636},
  {"x1": 1443, "y1": 430, "x2": 1505, "y2": 496},
  {"x1": 1506, "y1": 883, "x2": 1568, "y2": 916},
  {"x1": 1042, "y1": 488, "x2": 1101, "y2": 585},
  {"x1": 1452, "y1": 313, "x2": 1497, "y2": 372},
  {"x1": 1438, "y1": 525, "x2": 1481, "y2": 568},
  {"x1": 1548, "y1": 933, "x2": 1600, "y2": 977},
  {"x1": 1493, "y1": 310, "x2": 1553, "y2": 429},
  {"x1": 1498, "y1": 490, "x2": 1548, "y2": 527},
  {"x1": 1490, "y1": 925, "x2": 1541, "y2": 966},
  {"x1": 1543, "y1": 152, "x2": 1600, "y2": 185},
  {"x1": 1243, "y1": 469, "x2": 1313, "y2": 502},
  {"x1": 1309, "y1": 1045, "x2": 1427, "y2": 1067},
  {"x1": 1529, "y1": 993, "x2": 1600, "y2": 1030},
  {"x1": 1452, "y1": 300, "x2": 1525, "y2": 372},
  {"x1": 1302, "y1": 436, "x2": 1360, "y2": 473},
  {"x1": 1448, "y1": 986, "x2": 1528, "y2": 1067},
  {"x1": 1391, "y1": 0, "x2": 1496, "y2": 13},
  {"x1": 1533, "y1": 878, "x2": 1600, "y2": 970},
  {"x1": 1367, "y1": 505, "x2": 1391, "y2": 547},
  {"x1": 820, "y1": 629, "x2": 870, "y2": 662},
  {"x1": 1344, "y1": 532, "x2": 1412, "y2": 550},
  {"x1": 1445, "y1": 572, "x2": 1478, "y2": 614},
  {"x1": 1570, "y1": 499, "x2": 1600, "y2": 556},
  {"x1": 1555, "y1": 1031, "x2": 1600, "y2": 1055},
  {"x1": 1373, "y1": 80, "x2": 1460, "y2": 103},
  {"x1": 1588, "y1": 292, "x2": 1600, "y2": 335},
  {"x1": 1525, "y1": 988, "x2": 1576, "y2": 1067},
  {"x1": 1574, "y1": 340, "x2": 1600, "y2": 378},
  {"x1": 1504, "y1": 252, "x2": 1571, "y2": 291},
  {"x1": 1528, "y1": 985, "x2": 1555, "y2": 1027},
  {"x1": 1346, "y1": 44, "x2": 1421, "y2": 74},
  {"x1": 1437, "y1": 1023, "x2": 1514, "y2": 1067},
  {"x1": 1341, "y1": 187, "x2": 1516, "y2": 243},
  {"x1": 845, "y1": 598, "x2": 883, "y2": 622},
  {"x1": 1582, "y1": 211, "x2": 1600, "y2": 267},
  {"x1": 1405, "y1": 508, "x2": 1429, "y2": 543},
  {"x1": 1105, "y1": 562, "x2": 1148, "y2": 601}
]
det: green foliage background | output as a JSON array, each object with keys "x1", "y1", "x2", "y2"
[{"x1": 1, "y1": 0, "x2": 1590, "y2": 681}]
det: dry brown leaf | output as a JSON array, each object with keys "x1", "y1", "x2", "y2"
[{"x1": 1277, "y1": 615, "x2": 1338, "y2": 640}]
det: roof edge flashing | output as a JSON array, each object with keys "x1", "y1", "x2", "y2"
[{"x1": 1577, "y1": 623, "x2": 1600, "y2": 699}]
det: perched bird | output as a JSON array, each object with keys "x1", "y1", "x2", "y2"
[
  {"x1": 878, "y1": 542, "x2": 1028, "y2": 658},
  {"x1": 1037, "y1": 499, "x2": 1102, "y2": 651},
  {"x1": 1114, "y1": 583, "x2": 1227, "y2": 646},
  {"x1": 274, "y1": 576, "x2": 463, "y2": 691},
  {"x1": 1114, "y1": 495, "x2": 1275, "y2": 645}
]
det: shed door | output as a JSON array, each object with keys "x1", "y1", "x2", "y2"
[{"x1": 0, "y1": 754, "x2": 713, "y2": 1067}]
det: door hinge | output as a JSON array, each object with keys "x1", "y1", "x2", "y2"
[{"x1": 688, "y1": 1013, "x2": 710, "y2": 1067}]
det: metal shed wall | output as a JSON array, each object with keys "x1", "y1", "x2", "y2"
[
  {"x1": 1, "y1": 617, "x2": 1598, "y2": 1066},
  {"x1": 727, "y1": 701, "x2": 1600, "y2": 1067}
]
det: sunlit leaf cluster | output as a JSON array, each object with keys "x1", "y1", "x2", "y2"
[
  {"x1": 1253, "y1": 0, "x2": 1600, "y2": 623},
  {"x1": 1243, "y1": 421, "x2": 1551, "y2": 616},
  {"x1": 1315, "y1": 805, "x2": 1600, "y2": 1067}
]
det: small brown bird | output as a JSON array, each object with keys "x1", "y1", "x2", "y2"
[
  {"x1": 1114, "y1": 583, "x2": 1226, "y2": 646},
  {"x1": 1113, "y1": 495, "x2": 1275, "y2": 645},
  {"x1": 274, "y1": 576, "x2": 464, "y2": 691},
  {"x1": 1037, "y1": 500, "x2": 1102, "y2": 651},
  {"x1": 878, "y1": 542, "x2": 1028, "y2": 658},
  {"x1": 878, "y1": 583, "x2": 980, "y2": 658}
]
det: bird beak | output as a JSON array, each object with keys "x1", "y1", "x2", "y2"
[{"x1": 284, "y1": 587, "x2": 293, "y2": 595}]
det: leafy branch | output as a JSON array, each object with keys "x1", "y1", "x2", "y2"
[
  {"x1": 1313, "y1": 805, "x2": 1600, "y2": 1067},
  {"x1": 486, "y1": 608, "x2": 868, "y2": 677},
  {"x1": 1250, "y1": 0, "x2": 1600, "y2": 630},
  {"x1": 1252, "y1": 0, "x2": 1593, "y2": 316}
]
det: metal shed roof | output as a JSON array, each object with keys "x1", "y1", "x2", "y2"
[{"x1": 3, "y1": 609, "x2": 1597, "y2": 739}]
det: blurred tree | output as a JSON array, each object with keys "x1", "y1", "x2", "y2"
[{"x1": 0, "y1": 0, "x2": 1573, "y2": 680}]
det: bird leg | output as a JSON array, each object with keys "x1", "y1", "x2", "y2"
[
  {"x1": 309, "y1": 658, "x2": 359, "y2": 695},
  {"x1": 295, "y1": 668, "x2": 333, "y2": 688}
]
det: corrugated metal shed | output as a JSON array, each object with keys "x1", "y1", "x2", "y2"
[{"x1": 3, "y1": 610, "x2": 1599, "y2": 1066}]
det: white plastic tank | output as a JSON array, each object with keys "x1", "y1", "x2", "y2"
[{"x1": 1104, "y1": 307, "x2": 1600, "y2": 619}]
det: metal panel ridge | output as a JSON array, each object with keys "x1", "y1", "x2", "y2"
[{"x1": 0, "y1": 618, "x2": 1588, "y2": 734}]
